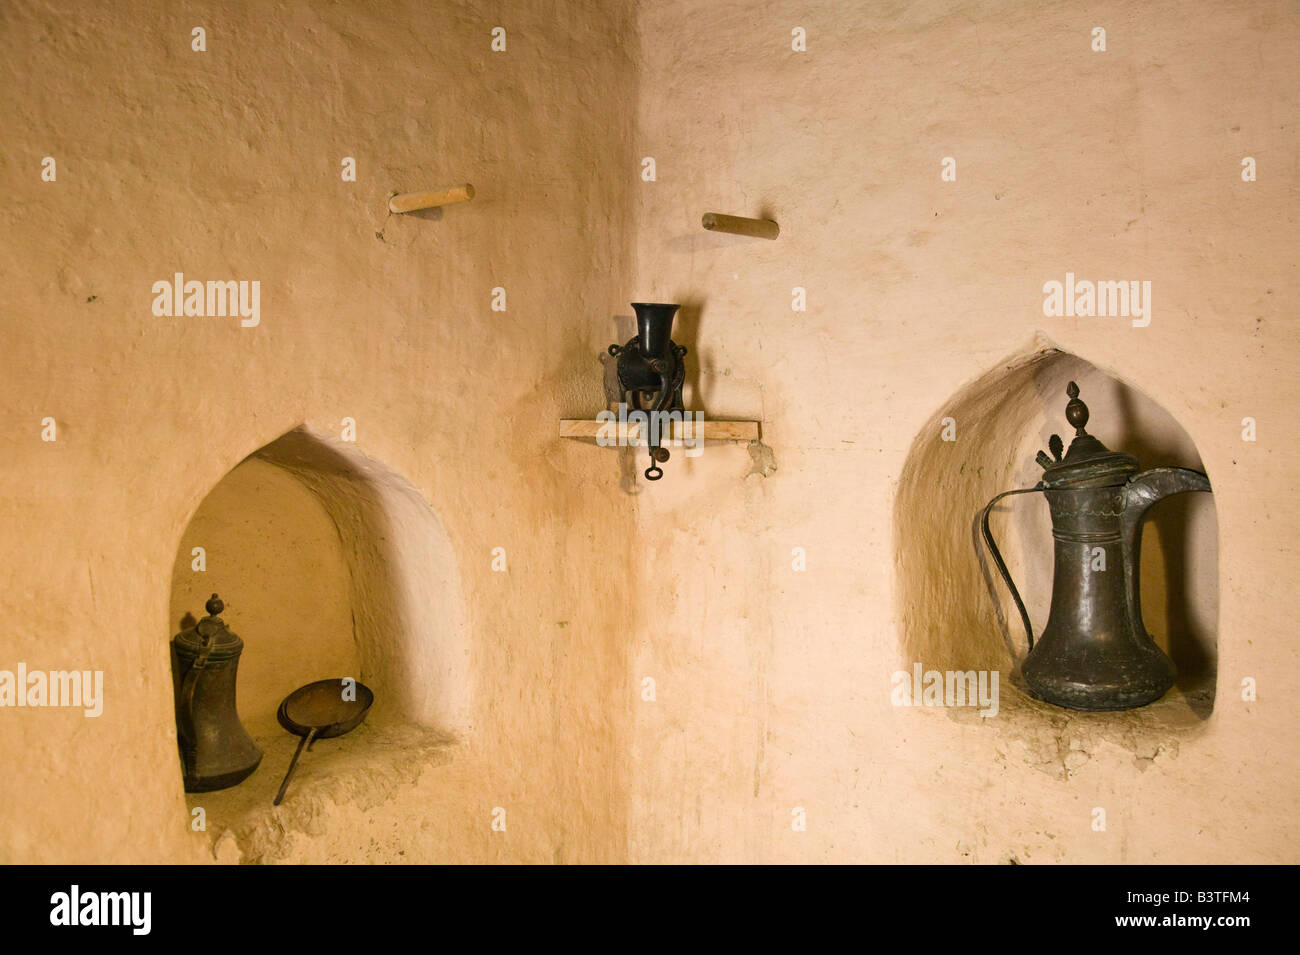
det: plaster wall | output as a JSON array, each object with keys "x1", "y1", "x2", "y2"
[
  {"x1": 1, "y1": 0, "x2": 1297, "y2": 866},
  {"x1": 627, "y1": 0, "x2": 1298, "y2": 862},
  {"x1": 1, "y1": 0, "x2": 639, "y2": 863}
]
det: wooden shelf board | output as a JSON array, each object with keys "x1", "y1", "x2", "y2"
[{"x1": 559, "y1": 418, "x2": 759, "y2": 444}]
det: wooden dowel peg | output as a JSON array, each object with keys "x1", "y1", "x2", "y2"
[
  {"x1": 389, "y1": 183, "x2": 476, "y2": 214},
  {"x1": 701, "y1": 212, "x2": 779, "y2": 240}
]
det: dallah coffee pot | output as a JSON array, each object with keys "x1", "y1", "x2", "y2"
[
  {"x1": 980, "y1": 382, "x2": 1212, "y2": 711},
  {"x1": 170, "y1": 593, "x2": 262, "y2": 791}
]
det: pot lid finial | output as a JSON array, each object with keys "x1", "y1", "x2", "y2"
[
  {"x1": 1038, "y1": 381, "x2": 1139, "y2": 488},
  {"x1": 1065, "y1": 381, "x2": 1089, "y2": 432},
  {"x1": 173, "y1": 592, "x2": 243, "y2": 654}
]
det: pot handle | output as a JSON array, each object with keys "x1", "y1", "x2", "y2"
[
  {"x1": 979, "y1": 487, "x2": 1043, "y2": 652},
  {"x1": 179, "y1": 667, "x2": 199, "y2": 746},
  {"x1": 178, "y1": 631, "x2": 215, "y2": 747}
]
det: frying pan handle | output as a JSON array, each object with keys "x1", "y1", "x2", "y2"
[{"x1": 273, "y1": 727, "x2": 318, "y2": 806}]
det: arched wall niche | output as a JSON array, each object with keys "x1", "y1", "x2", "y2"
[
  {"x1": 894, "y1": 344, "x2": 1219, "y2": 724},
  {"x1": 168, "y1": 425, "x2": 470, "y2": 736}
]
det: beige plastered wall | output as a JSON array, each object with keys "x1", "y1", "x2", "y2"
[
  {"x1": 1, "y1": 0, "x2": 1297, "y2": 864},
  {"x1": 626, "y1": 0, "x2": 1298, "y2": 863},
  {"x1": 0, "y1": 0, "x2": 640, "y2": 863}
]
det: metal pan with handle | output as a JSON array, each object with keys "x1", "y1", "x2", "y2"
[{"x1": 273, "y1": 678, "x2": 374, "y2": 806}]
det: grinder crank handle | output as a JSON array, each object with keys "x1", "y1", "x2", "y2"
[
  {"x1": 642, "y1": 361, "x2": 673, "y2": 480},
  {"x1": 641, "y1": 351, "x2": 688, "y2": 482}
]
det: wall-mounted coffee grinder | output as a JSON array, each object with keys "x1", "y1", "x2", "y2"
[
  {"x1": 607, "y1": 302, "x2": 688, "y2": 481},
  {"x1": 980, "y1": 382, "x2": 1212, "y2": 711}
]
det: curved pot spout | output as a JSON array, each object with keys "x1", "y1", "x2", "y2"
[{"x1": 1120, "y1": 466, "x2": 1212, "y2": 647}]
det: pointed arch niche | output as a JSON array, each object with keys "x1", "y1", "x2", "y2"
[
  {"x1": 168, "y1": 427, "x2": 469, "y2": 859},
  {"x1": 894, "y1": 346, "x2": 1219, "y2": 737},
  {"x1": 169, "y1": 426, "x2": 469, "y2": 739}
]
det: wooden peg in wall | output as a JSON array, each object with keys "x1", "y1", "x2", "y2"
[
  {"x1": 389, "y1": 183, "x2": 476, "y2": 214},
  {"x1": 701, "y1": 212, "x2": 780, "y2": 240}
]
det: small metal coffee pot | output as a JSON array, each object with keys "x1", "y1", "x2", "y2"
[
  {"x1": 170, "y1": 593, "x2": 262, "y2": 791},
  {"x1": 981, "y1": 382, "x2": 1212, "y2": 711},
  {"x1": 607, "y1": 303, "x2": 688, "y2": 481}
]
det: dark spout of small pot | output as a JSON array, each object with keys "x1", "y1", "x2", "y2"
[{"x1": 631, "y1": 303, "x2": 680, "y2": 361}]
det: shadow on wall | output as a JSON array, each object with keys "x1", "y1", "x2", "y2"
[
  {"x1": 893, "y1": 344, "x2": 1219, "y2": 720},
  {"x1": 169, "y1": 427, "x2": 469, "y2": 734}
]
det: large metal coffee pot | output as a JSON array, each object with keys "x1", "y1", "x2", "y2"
[
  {"x1": 981, "y1": 382, "x2": 1211, "y2": 711},
  {"x1": 170, "y1": 593, "x2": 262, "y2": 791}
]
